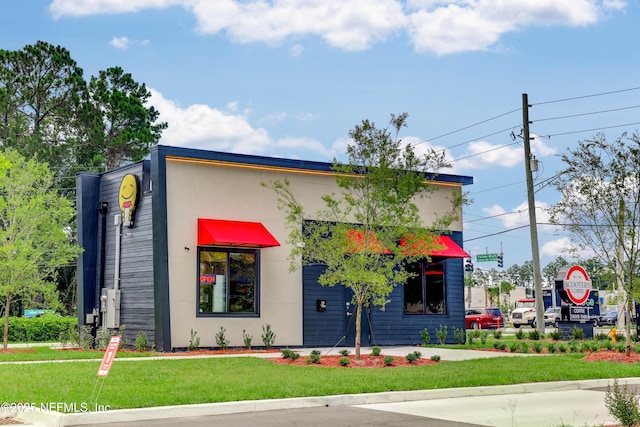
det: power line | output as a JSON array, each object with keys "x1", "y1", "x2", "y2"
[
  {"x1": 535, "y1": 121, "x2": 640, "y2": 139},
  {"x1": 425, "y1": 108, "x2": 521, "y2": 143},
  {"x1": 463, "y1": 224, "x2": 530, "y2": 242},
  {"x1": 534, "y1": 105, "x2": 640, "y2": 123},
  {"x1": 532, "y1": 86, "x2": 640, "y2": 106},
  {"x1": 464, "y1": 209, "x2": 528, "y2": 223}
]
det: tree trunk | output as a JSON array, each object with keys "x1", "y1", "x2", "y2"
[
  {"x1": 3, "y1": 294, "x2": 10, "y2": 351},
  {"x1": 355, "y1": 299, "x2": 362, "y2": 360},
  {"x1": 625, "y1": 296, "x2": 632, "y2": 357}
]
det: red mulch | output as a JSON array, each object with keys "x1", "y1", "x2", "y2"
[
  {"x1": 272, "y1": 354, "x2": 437, "y2": 368},
  {"x1": 0, "y1": 349, "x2": 35, "y2": 354},
  {"x1": 583, "y1": 350, "x2": 640, "y2": 363},
  {"x1": 162, "y1": 349, "x2": 281, "y2": 356}
]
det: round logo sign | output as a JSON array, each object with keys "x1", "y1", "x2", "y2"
[{"x1": 563, "y1": 265, "x2": 592, "y2": 305}]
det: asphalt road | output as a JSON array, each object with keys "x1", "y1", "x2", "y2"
[{"x1": 85, "y1": 406, "x2": 484, "y2": 427}]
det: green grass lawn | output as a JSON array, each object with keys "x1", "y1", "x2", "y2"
[{"x1": 0, "y1": 354, "x2": 638, "y2": 411}]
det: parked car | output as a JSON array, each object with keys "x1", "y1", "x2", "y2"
[
  {"x1": 542, "y1": 306, "x2": 561, "y2": 327},
  {"x1": 465, "y1": 307, "x2": 504, "y2": 329},
  {"x1": 596, "y1": 310, "x2": 618, "y2": 326}
]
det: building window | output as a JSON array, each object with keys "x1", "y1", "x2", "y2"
[
  {"x1": 198, "y1": 248, "x2": 258, "y2": 315},
  {"x1": 404, "y1": 260, "x2": 446, "y2": 314}
]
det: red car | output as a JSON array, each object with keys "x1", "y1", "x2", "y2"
[{"x1": 465, "y1": 307, "x2": 504, "y2": 329}]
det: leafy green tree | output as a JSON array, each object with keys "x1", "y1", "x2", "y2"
[
  {"x1": 264, "y1": 113, "x2": 463, "y2": 359},
  {"x1": 76, "y1": 66, "x2": 167, "y2": 170},
  {"x1": 549, "y1": 132, "x2": 640, "y2": 355},
  {"x1": 0, "y1": 150, "x2": 81, "y2": 350},
  {"x1": 542, "y1": 256, "x2": 568, "y2": 288},
  {"x1": 0, "y1": 41, "x2": 86, "y2": 176}
]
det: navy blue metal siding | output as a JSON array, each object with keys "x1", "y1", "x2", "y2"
[
  {"x1": 302, "y1": 232, "x2": 467, "y2": 346},
  {"x1": 99, "y1": 163, "x2": 156, "y2": 348},
  {"x1": 302, "y1": 265, "x2": 346, "y2": 346},
  {"x1": 76, "y1": 173, "x2": 101, "y2": 328}
]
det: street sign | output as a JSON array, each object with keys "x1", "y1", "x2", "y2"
[
  {"x1": 97, "y1": 336, "x2": 121, "y2": 377},
  {"x1": 476, "y1": 253, "x2": 499, "y2": 262}
]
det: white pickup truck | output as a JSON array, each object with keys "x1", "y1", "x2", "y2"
[{"x1": 510, "y1": 299, "x2": 536, "y2": 328}]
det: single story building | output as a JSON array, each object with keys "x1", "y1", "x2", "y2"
[{"x1": 76, "y1": 145, "x2": 473, "y2": 351}]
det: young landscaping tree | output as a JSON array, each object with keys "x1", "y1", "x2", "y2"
[
  {"x1": 0, "y1": 150, "x2": 82, "y2": 350},
  {"x1": 264, "y1": 113, "x2": 463, "y2": 359},
  {"x1": 548, "y1": 132, "x2": 640, "y2": 355}
]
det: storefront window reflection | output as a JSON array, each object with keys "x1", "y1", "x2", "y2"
[
  {"x1": 404, "y1": 261, "x2": 446, "y2": 314},
  {"x1": 199, "y1": 248, "x2": 257, "y2": 314}
]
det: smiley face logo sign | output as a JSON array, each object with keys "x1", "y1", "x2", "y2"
[
  {"x1": 562, "y1": 265, "x2": 592, "y2": 305},
  {"x1": 118, "y1": 173, "x2": 139, "y2": 228}
]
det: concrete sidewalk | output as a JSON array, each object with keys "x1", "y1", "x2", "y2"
[{"x1": 5, "y1": 346, "x2": 632, "y2": 427}]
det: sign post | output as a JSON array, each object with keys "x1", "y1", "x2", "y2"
[{"x1": 97, "y1": 336, "x2": 121, "y2": 377}]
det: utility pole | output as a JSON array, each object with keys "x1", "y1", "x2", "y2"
[{"x1": 522, "y1": 93, "x2": 545, "y2": 334}]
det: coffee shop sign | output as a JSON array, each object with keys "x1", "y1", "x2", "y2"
[{"x1": 562, "y1": 265, "x2": 592, "y2": 305}]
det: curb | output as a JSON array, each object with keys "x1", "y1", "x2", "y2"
[{"x1": 17, "y1": 377, "x2": 640, "y2": 427}]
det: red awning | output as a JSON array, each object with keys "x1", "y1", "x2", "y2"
[
  {"x1": 426, "y1": 235, "x2": 470, "y2": 258},
  {"x1": 197, "y1": 219, "x2": 280, "y2": 248},
  {"x1": 400, "y1": 234, "x2": 470, "y2": 258},
  {"x1": 347, "y1": 230, "x2": 469, "y2": 258}
]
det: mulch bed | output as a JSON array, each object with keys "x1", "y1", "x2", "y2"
[{"x1": 271, "y1": 354, "x2": 437, "y2": 368}]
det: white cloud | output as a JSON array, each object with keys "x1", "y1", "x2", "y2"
[
  {"x1": 49, "y1": 0, "x2": 625, "y2": 55},
  {"x1": 482, "y1": 200, "x2": 551, "y2": 230},
  {"x1": 148, "y1": 89, "x2": 339, "y2": 158},
  {"x1": 540, "y1": 236, "x2": 596, "y2": 260},
  {"x1": 110, "y1": 36, "x2": 131, "y2": 49}
]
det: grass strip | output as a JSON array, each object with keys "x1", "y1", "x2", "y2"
[{"x1": 0, "y1": 354, "x2": 637, "y2": 411}]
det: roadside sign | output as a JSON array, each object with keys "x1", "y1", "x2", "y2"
[
  {"x1": 97, "y1": 336, "x2": 121, "y2": 377},
  {"x1": 562, "y1": 265, "x2": 592, "y2": 305},
  {"x1": 476, "y1": 253, "x2": 499, "y2": 262}
]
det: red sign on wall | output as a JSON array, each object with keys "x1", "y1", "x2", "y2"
[{"x1": 97, "y1": 336, "x2": 121, "y2": 377}]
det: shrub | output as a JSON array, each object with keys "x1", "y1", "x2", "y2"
[
  {"x1": 494, "y1": 341, "x2": 506, "y2": 351},
  {"x1": 339, "y1": 349, "x2": 350, "y2": 356},
  {"x1": 406, "y1": 352, "x2": 418, "y2": 364},
  {"x1": 338, "y1": 357, "x2": 350, "y2": 366},
  {"x1": 569, "y1": 340, "x2": 579, "y2": 353},
  {"x1": 371, "y1": 346, "x2": 381, "y2": 356},
  {"x1": 558, "y1": 344, "x2": 567, "y2": 353},
  {"x1": 515, "y1": 329, "x2": 524, "y2": 340},
  {"x1": 528, "y1": 329, "x2": 541, "y2": 340},
  {"x1": 617, "y1": 343, "x2": 626, "y2": 353},
  {"x1": 595, "y1": 332, "x2": 609, "y2": 341},
  {"x1": 532, "y1": 341, "x2": 543, "y2": 353},
  {"x1": 435, "y1": 325, "x2": 448, "y2": 345},
  {"x1": 215, "y1": 326, "x2": 229, "y2": 350},
  {"x1": 281, "y1": 348, "x2": 300, "y2": 360},
  {"x1": 188, "y1": 329, "x2": 200, "y2": 351},
  {"x1": 134, "y1": 330, "x2": 149, "y2": 352},
  {"x1": 383, "y1": 355, "x2": 394, "y2": 366},
  {"x1": 509, "y1": 342, "x2": 519, "y2": 353},
  {"x1": 430, "y1": 354, "x2": 441, "y2": 362},
  {"x1": 262, "y1": 324, "x2": 276, "y2": 349},
  {"x1": 75, "y1": 325, "x2": 94, "y2": 350},
  {"x1": 547, "y1": 342, "x2": 558, "y2": 354},
  {"x1": 242, "y1": 329, "x2": 252, "y2": 350},
  {"x1": 590, "y1": 340, "x2": 600, "y2": 352},
  {"x1": 308, "y1": 351, "x2": 321, "y2": 364},
  {"x1": 518, "y1": 341, "x2": 529, "y2": 354},
  {"x1": 570, "y1": 326, "x2": 585, "y2": 340},
  {"x1": 7, "y1": 315, "x2": 78, "y2": 343},
  {"x1": 420, "y1": 328, "x2": 431, "y2": 346},
  {"x1": 493, "y1": 329, "x2": 502, "y2": 339},
  {"x1": 453, "y1": 327, "x2": 466, "y2": 345},
  {"x1": 549, "y1": 330, "x2": 562, "y2": 341},
  {"x1": 604, "y1": 340, "x2": 614, "y2": 351},
  {"x1": 605, "y1": 379, "x2": 640, "y2": 426},
  {"x1": 480, "y1": 331, "x2": 489, "y2": 345},
  {"x1": 95, "y1": 328, "x2": 112, "y2": 350}
]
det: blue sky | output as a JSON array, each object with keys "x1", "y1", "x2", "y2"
[{"x1": 2, "y1": 0, "x2": 639, "y2": 270}]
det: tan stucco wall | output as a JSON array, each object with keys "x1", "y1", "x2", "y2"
[{"x1": 164, "y1": 158, "x2": 464, "y2": 348}]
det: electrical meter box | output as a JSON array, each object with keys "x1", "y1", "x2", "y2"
[{"x1": 104, "y1": 288, "x2": 121, "y2": 329}]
